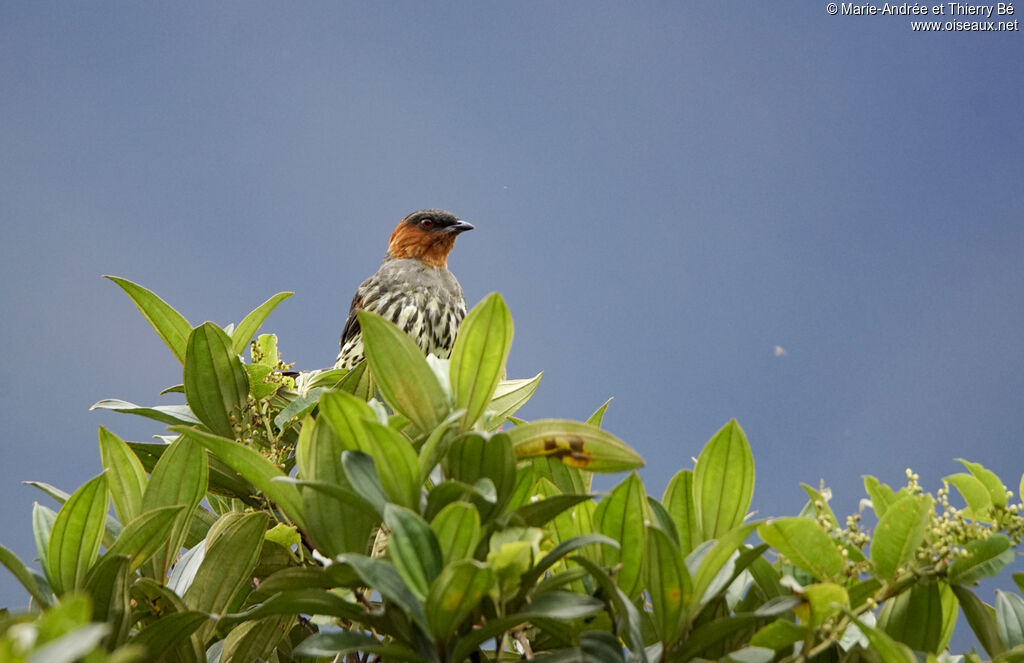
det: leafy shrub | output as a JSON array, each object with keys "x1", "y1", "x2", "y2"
[{"x1": 1, "y1": 277, "x2": 1023, "y2": 663}]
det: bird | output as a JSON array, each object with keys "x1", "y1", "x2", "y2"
[{"x1": 334, "y1": 209, "x2": 474, "y2": 370}]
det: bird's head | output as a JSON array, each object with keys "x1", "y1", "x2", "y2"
[{"x1": 386, "y1": 209, "x2": 474, "y2": 268}]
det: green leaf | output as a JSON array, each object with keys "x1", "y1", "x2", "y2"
[
  {"x1": 691, "y1": 524, "x2": 758, "y2": 607},
  {"x1": 0, "y1": 543, "x2": 49, "y2": 607},
  {"x1": 82, "y1": 554, "x2": 131, "y2": 645},
  {"x1": 566, "y1": 556, "x2": 648, "y2": 662},
  {"x1": 171, "y1": 425, "x2": 305, "y2": 531},
  {"x1": 335, "y1": 553, "x2": 426, "y2": 628},
  {"x1": 750, "y1": 618, "x2": 807, "y2": 650},
  {"x1": 32, "y1": 503, "x2": 56, "y2": 587},
  {"x1": 450, "y1": 292, "x2": 514, "y2": 430},
  {"x1": 757, "y1": 518, "x2": 844, "y2": 581},
  {"x1": 507, "y1": 419, "x2": 644, "y2": 473},
  {"x1": 222, "y1": 588, "x2": 363, "y2": 626},
  {"x1": 645, "y1": 525, "x2": 692, "y2": 646},
  {"x1": 510, "y1": 492, "x2": 595, "y2": 528},
  {"x1": 89, "y1": 399, "x2": 199, "y2": 426},
  {"x1": 98, "y1": 426, "x2": 148, "y2": 524},
  {"x1": 105, "y1": 505, "x2": 186, "y2": 573},
  {"x1": 871, "y1": 494, "x2": 932, "y2": 580},
  {"x1": 140, "y1": 434, "x2": 209, "y2": 579},
  {"x1": 446, "y1": 432, "x2": 517, "y2": 519},
  {"x1": 693, "y1": 419, "x2": 755, "y2": 538},
  {"x1": 220, "y1": 614, "x2": 293, "y2": 663},
  {"x1": 426, "y1": 560, "x2": 494, "y2": 641},
  {"x1": 384, "y1": 504, "x2": 444, "y2": 601},
  {"x1": 949, "y1": 535, "x2": 1015, "y2": 585},
  {"x1": 295, "y1": 631, "x2": 429, "y2": 663},
  {"x1": 486, "y1": 373, "x2": 543, "y2": 429},
  {"x1": 184, "y1": 322, "x2": 250, "y2": 438},
  {"x1": 363, "y1": 420, "x2": 421, "y2": 510},
  {"x1": 27, "y1": 623, "x2": 112, "y2": 663},
  {"x1": 864, "y1": 475, "x2": 900, "y2": 518},
  {"x1": 430, "y1": 501, "x2": 482, "y2": 564},
  {"x1": 663, "y1": 469, "x2": 701, "y2": 555},
  {"x1": 129, "y1": 610, "x2": 208, "y2": 661},
  {"x1": 847, "y1": 613, "x2": 917, "y2": 663},
  {"x1": 998, "y1": 591, "x2": 1024, "y2": 649},
  {"x1": 585, "y1": 397, "x2": 614, "y2": 427},
  {"x1": 106, "y1": 275, "x2": 192, "y2": 364},
  {"x1": 340, "y1": 450, "x2": 389, "y2": 515},
  {"x1": 230, "y1": 291, "x2": 293, "y2": 355},
  {"x1": 593, "y1": 472, "x2": 648, "y2": 598},
  {"x1": 358, "y1": 309, "x2": 448, "y2": 431},
  {"x1": 959, "y1": 459, "x2": 1008, "y2": 509},
  {"x1": 184, "y1": 512, "x2": 268, "y2": 637},
  {"x1": 877, "y1": 581, "x2": 957, "y2": 653},
  {"x1": 47, "y1": 473, "x2": 109, "y2": 595},
  {"x1": 945, "y1": 472, "x2": 994, "y2": 521},
  {"x1": 953, "y1": 584, "x2": 1005, "y2": 657}
]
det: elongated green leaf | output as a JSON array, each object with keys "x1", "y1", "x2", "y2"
[
  {"x1": 953, "y1": 584, "x2": 1005, "y2": 657},
  {"x1": 998, "y1": 591, "x2": 1024, "y2": 649},
  {"x1": 426, "y1": 560, "x2": 494, "y2": 641},
  {"x1": 877, "y1": 581, "x2": 956, "y2": 653},
  {"x1": 511, "y1": 493, "x2": 595, "y2": 528},
  {"x1": 82, "y1": 554, "x2": 131, "y2": 646},
  {"x1": 141, "y1": 434, "x2": 209, "y2": 578},
  {"x1": 364, "y1": 420, "x2": 420, "y2": 510},
  {"x1": 295, "y1": 631, "x2": 428, "y2": 662},
  {"x1": 693, "y1": 419, "x2": 754, "y2": 538},
  {"x1": 757, "y1": 518, "x2": 844, "y2": 581},
  {"x1": 447, "y1": 432, "x2": 517, "y2": 519},
  {"x1": 317, "y1": 389, "x2": 376, "y2": 453},
  {"x1": 507, "y1": 419, "x2": 643, "y2": 473},
  {"x1": 47, "y1": 473, "x2": 109, "y2": 595},
  {"x1": 663, "y1": 469, "x2": 701, "y2": 555},
  {"x1": 222, "y1": 588, "x2": 363, "y2": 626},
  {"x1": 28, "y1": 623, "x2": 112, "y2": 663},
  {"x1": 691, "y1": 524, "x2": 758, "y2": 608},
  {"x1": 184, "y1": 322, "x2": 250, "y2": 438},
  {"x1": 32, "y1": 503, "x2": 56, "y2": 588},
  {"x1": 184, "y1": 513, "x2": 268, "y2": 628},
  {"x1": 946, "y1": 472, "x2": 994, "y2": 520},
  {"x1": 450, "y1": 293, "x2": 513, "y2": 430},
  {"x1": 950, "y1": 535, "x2": 1015, "y2": 585},
  {"x1": 106, "y1": 275, "x2": 192, "y2": 364},
  {"x1": 848, "y1": 614, "x2": 919, "y2": 663},
  {"x1": 335, "y1": 553, "x2": 426, "y2": 627},
  {"x1": 106, "y1": 505, "x2": 187, "y2": 573},
  {"x1": 645, "y1": 525, "x2": 692, "y2": 645},
  {"x1": 341, "y1": 450, "x2": 389, "y2": 514},
  {"x1": 171, "y1": 425, "x2": 305, "y2": 531},
  {"x1": 522, "y1": 533, "x2": 618, "y2": 589},
  {"x1": 358, "y1": 310, "x2": 448, "y2": 431},
  {"x1": 0, "y1": 543, "x2": 49, "y2": 607},
  {"x1": 872, "y1": 494, "x2": 933, "y2": 580},
  {"x1": 98, "y1": 426, "x2": 147, "y2": 524},
  {"x1": 384, "y1": 504, "x2": 443, "y2": 601},
  {"x1": 750, "y1": 618, "x2": 807, "y2": 650},
  {"x1": 430, "y1": 501, "x2": 482, "y2": 563},
  {"x1": 959, "y1": 459, "x2": 1008, "y2": 509},
  {"x1": 593, "y1": 472, "x2": 648, "y2": 598},
  {"x1": 129, "y1": 610, "x2": 208, "y2": 660},
  {"x1": 486, "y1": 373, "x2": 543, "y2": 429},
  {"x1": 220, "y1": 615, "x2": 293, "y2": 663},
  {"x1": 230, "y1": 291, "x2": 293, "y2": 355},
  {"x1": 89, "y1": 399, "x2": 199, "y2": 426}
]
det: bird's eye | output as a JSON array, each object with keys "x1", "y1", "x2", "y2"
[{"x1": 419, "y1": 218, "x2": 434, "y2": 229}]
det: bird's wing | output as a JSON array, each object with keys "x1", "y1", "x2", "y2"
[{"x1": 339, "y1": 290, "x2": 364, "y2": 351}]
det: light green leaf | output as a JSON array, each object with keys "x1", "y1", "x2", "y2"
[
  {"x1": 507, "y1": 419, "x2": 644, "y2": 473},
  {"x1": 486, "y1": 373, "x2": 542, "y2": 429},
  {"x1": 864, "y1": 475, "x2": 900, "y2": 518},
  {"x1": 757, "y1": 518, "x2": 844, "y2": 581},
  {"x1": 877, "y1": 581, "x2": 957, "y2": 653},
  {"x1": 946, "y1": 473, "x2": 994, "y2": 521},
  {"x1": 0, "y1": 543, "x2": 50, "y2": 607},
  {"x1": 47, "y1": 473, "x2": 109, "y2": 595},
  {"x1": 593, "y1": 472, "x2": 648, "y2": 598},
  {"x1": 105, "y1": 275, "x2": 192, "y2": 364},
  {"x1": 663, "y1": 469, "x2": 701, "y2": 555},
  {"x1": 958, "y1": 459, "x2": 1008, "y2": 509},
  {"x1": 693, "y1": 419, "x2": 755, "y2": 539},
  {"x1": 89, "y1": 399, "x2": 199, "y2": 426},
  {"x1": 184, "y1": 322, "x2": 250, "y2": 438},
  {"x1": 949, "y1": 535, "x2": 1015, "y2": 585},
  {"x1": 953, "y1": 585, "x2": 1004, "y2": 657},
  {"x1": 645, "y1": 525, "x2": 692, "y2": 646},
  {"x1": 430, "y1": 501, "x2": 482, "y2": 564},
  {"x1": 450, "y1": 292, "x2": 514, "y2": 430},
  {"x1": 871, "y1": 494, "x2": 932, "y2": 580},
  {"x1": 98, "y1": 426, "x2": 147, "y2": 524},
  {"x1": 230, "y1": 291, "x2": 293, "y2": 355},
  {"x1": 105, "y1": 505, "x2": 187, "y2": 573},
  {"x1": 358, "y1": 310, "x2": 448, "y2": 431},
  {"x1": 426, "y1": 560, "x2": 494, "y2": 641},
  {"x1": 363, "y1": 420, "x2": 421, "y2": 510}
]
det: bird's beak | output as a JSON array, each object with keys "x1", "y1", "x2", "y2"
[{"x1": 447, "y1": 219, "x2": 474, "y2": 234}]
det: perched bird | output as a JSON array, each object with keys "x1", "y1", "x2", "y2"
[{"x1": 334, "y1": 209, "x2": 474, "y2": 370}]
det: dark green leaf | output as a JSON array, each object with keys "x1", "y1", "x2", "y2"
[
  {"x1": 949, "y1": 535, "x2": 1015, "y2": 585},
  {"x1": 998, "y1": 591, "x2": 1024, "y2": 649},
  {"x1": 106, "y1": 275, "x2": 192, "y2": 364},
  {"x1": 106, "y1": 505, "x2": 187, "y2": 573},
  {"x1": 430, "y1": 501, "x2": 482, "y2": 564},
  {"x1": 0, "y1": 543, "x2": 49, "y2": 607},
  {"x1": 295, "y1": 631, "x2": 428, "y2": 662},
  {"x1": 129, "y1": 610, "x2": 208, "y2": 661},
  {"x1": 89, "y1": 399, "x2": 199, "y2": 426},
  {"x1": 334, "y1": 553, "x2": 426, "y2": 628},
  {"x1": 184, "y1": 322, "x2": 250, "y2": 438},
  {"x1": 877, "y1": 581, "x2": 956, "y2": 653},
  {"x1": 384, "y1": 504, "x2": 443, "y2": 601},
  {"x1": 953, "y1": 584, "x2": 1005, "y2": 657}
]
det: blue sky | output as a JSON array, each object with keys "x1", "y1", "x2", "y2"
[{"x1": 2, "y1": 2, "x2": 1022, "y2": 646}]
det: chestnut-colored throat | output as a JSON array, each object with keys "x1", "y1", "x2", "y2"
[{"x1": 387, "y1": 223, "x2": 457, "y2": 268}]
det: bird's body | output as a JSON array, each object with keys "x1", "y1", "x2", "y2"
[{"x1": 334, "y1": 209, "x2": 473, "y2": 370}]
